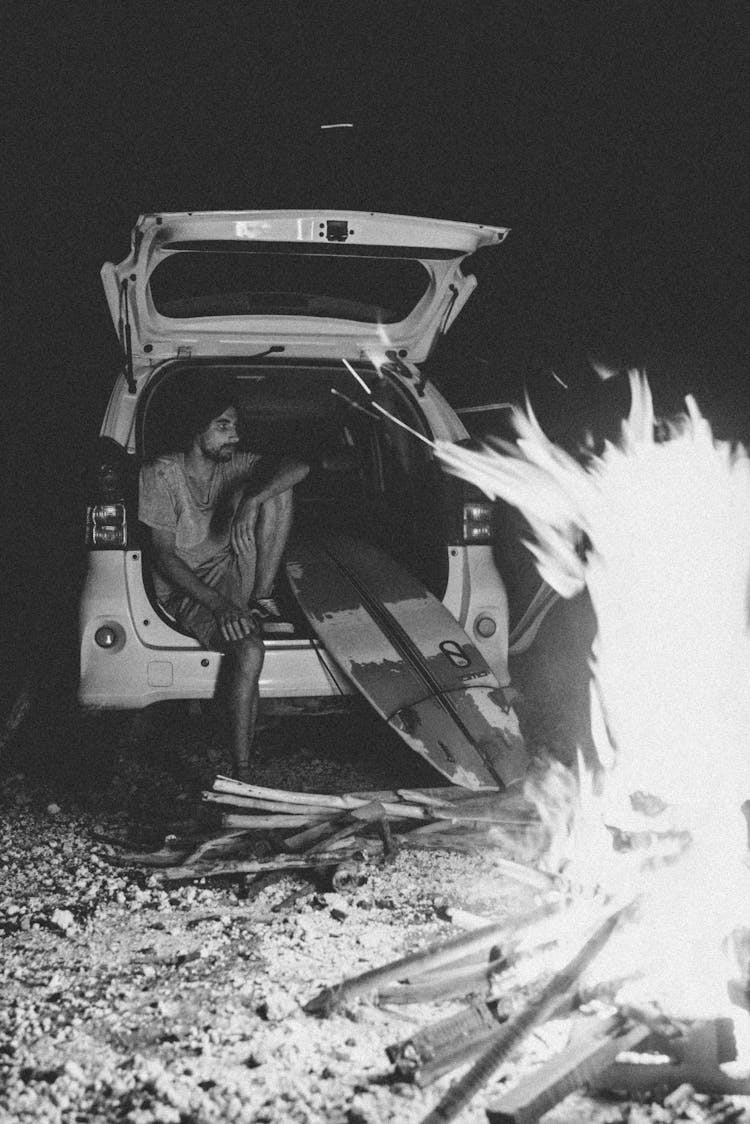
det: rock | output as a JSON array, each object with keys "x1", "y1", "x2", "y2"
[
  {"x1": 49, "y1": 909, "x2": 75, "y2": 933},
  {"x1": 47, "y1": 804, "x2": 62, "y2": 816}
]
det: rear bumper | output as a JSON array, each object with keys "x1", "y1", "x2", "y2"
[{"x1": 78, "y1": 552, "x2": 351, "y2": 710}]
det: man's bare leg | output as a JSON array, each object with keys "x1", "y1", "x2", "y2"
[
  {"x1": 252, "y1": 489, "x2": 294, "y2": 599},
  {"x1": 224, "y1": 634, "x2": 264, "y2": 779}
]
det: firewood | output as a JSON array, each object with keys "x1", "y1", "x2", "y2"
[
  {"x1": 419, "y1": 897, "x2": 636, "y2": 1124},
  {"x1": 149, "y1": 847, "x2": 374, "y2": 885},
  {"x1": 395, "y1": 788, "x2": 453, "y2": 807},
  {"x1": 222, "y1": 812, "x2": 338, "y2": 830},
  {"x1": 434, "y1": 904, "x2": 498, "y2": 930},
  {"x1": 204, "y1": 792, "x2": 351, "y2": 817},
  {"x1": 213, "y1": 776, "x2": 354, "y2": 807},
  {"x1": 283, "y1": 809, "x2": 355, "y2": 853},
  {"x1": 485, "y1": 1015, "x2": 651, "y2": 1123},
  {"x1": 491, "y1": 857, "x2": 559, "y2": 890},
  {"x1": 387, "y1": 997, "x2": 502, "y2": 1085},
  {"x1": 215, "y1": 777, "x2": 498, "y2": 806},
  {"x1": 593, "y1": 1017, "x2": 750, "y2": 1097},
  {"x1": 212, "y1": 777, "x2": 526, "y2": 825},
  {"x1": 213, "y1": 777, "x2": 474, "y2": 811},
  {"x1": 305, "y1": 802, "x2": 387, "y2": 855},
  {"x1": 181, "y1": 830, "x2": 266, "y2": 866},
  {"x1": 376, "y1": 953, "x2": 507, "y2": 1005},
  {"x1": 303, "y1": 900, "x2": 561, "y2": 1016}
]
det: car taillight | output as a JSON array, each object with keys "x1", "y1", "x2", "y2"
[
  {"x1": 86, "y1": 502, "x2": 128, "y2": 548},
  {"x1": 462, "y1": 500, "x2": 493, "y2": 544}
]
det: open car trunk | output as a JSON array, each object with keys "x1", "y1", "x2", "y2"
[{"x1": 136, "y1": 359, "x2": 452, "y2": 634}]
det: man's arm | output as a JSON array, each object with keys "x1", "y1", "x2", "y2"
[
  {"x1": 231, "y1": 457, "x2": 309, "y2": 555},
  {"x1": 149, "y1": 527, "x2": 255, "y2": 642},
  {"x1": 242, "y1": 456, "x2": 310, "y2": 505}
]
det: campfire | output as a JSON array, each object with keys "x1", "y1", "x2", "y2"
[{"x1": 433, "y1": 370, "x2": 750, "y2": 1112}]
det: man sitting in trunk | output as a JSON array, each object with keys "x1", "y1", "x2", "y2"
[{"x1": 138, "y1": 380, "x2": 309, "y2": 781}]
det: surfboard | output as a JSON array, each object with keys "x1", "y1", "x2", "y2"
[{"x1": 285, "y1": 534, "x2": 528, "y2": 790}]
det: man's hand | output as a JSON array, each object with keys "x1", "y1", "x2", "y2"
[
  {"x1": 230, "y1": 496, "x2": 259, "y2": 556},
  {"x1": 212, "y1": 595, "x2": 256, "y2": 643}
]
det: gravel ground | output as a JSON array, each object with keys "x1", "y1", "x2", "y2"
[{"x1": 2, "y1": 603, "x2": 749, "y2": 1123}]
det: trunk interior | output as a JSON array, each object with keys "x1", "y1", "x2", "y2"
[{"x1": 135, "y1": 360, "x2": 451, "y2": 636}]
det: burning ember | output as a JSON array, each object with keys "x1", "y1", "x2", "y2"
[{"x1": 437, "y1": 372, "x2": 750, "y2": 1066}]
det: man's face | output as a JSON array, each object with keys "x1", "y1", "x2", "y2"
[{"x1": 198, "y1": 406, "x2": 240, "y2": 462}]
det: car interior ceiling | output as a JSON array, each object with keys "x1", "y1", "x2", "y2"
[{"x1": 137, "y1": 362, "x2": 448, "y2": 601}]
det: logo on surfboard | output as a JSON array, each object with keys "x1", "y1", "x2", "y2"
[{"x1": 439, "y1": 640, "x2": 472, "y2": 668}]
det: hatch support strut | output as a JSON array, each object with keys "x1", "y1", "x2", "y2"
[{"x1": 119, "y1": 279, "x2": 136, "y2": 394}]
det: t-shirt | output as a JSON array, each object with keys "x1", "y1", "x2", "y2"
[{"x1": 138, "y1": 451, "x2": 260, "y2": 602}]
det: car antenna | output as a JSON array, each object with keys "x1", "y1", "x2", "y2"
[{"x1": 120, "y1": 279, "x2": 136, "y2": 394}]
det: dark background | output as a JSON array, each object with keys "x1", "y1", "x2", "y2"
[{"x1": 3, "y1": 1, "x2": 750, "y2": 725}]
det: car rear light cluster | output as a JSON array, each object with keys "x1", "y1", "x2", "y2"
[
  {"x1": 85, "y1": 442, "x2": 130, "y2": 549},
  {"x1": 86, "y1": 503, "x2": 128, "y2": 548},
  {"x1": 462, "y1": 500, "x2": 493, "y2": 544}
]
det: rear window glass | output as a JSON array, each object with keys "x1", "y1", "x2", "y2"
[{"x1": 149, "y1": 250, "x2": 430, "y2": 323}]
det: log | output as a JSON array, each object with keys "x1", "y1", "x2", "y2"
[
  {"x1": 212, "y1": 777, "x2": 525, "y2": 824},
  {"x1": 204, "y1": 792, "x2": 351, "y2": 817},
  {"x1": 376, "y1": 953, "x2": 507, "y2": 1006},
  {"x1": 395, "y1": 788, "x2": 453, "y2": 807},
  {"x1": 593, "y1": 1017, "x2": 750, "y2": 1097},
  {"x1": 213, "y1": 776, "x2": 355, "y2": 807},
  {"x1": 222, "y1": 812, "x2": 337, "y2": 829},
  {"x1": 303, "y1": 900, "x2": 561, "y2": 1016},
  {"x1": 485, "y1": 1015, "x2": 651, "y2": 1123},
  {"x1": 306, "y1": 802, "x2": 387, "y2": 855},
  {"x1": 215, "y1": 777, "x2": 497, "y2": 803},
  {"x1": 419, "y1": 898, "x2": 636, "y2": 1124},
  {"x1": 181, "y1": 830, "x2": 264, "y2": 866},
  {"x1": 283, "y1": 808, "x2": 356, "y2": 853},
  {"x1": 387, "y1": 997, "x2": 502, "y2": 1085},
  {"x1": 149, "y1": 848, "x2": 375, "y2": 885},
  {"x1": 213, "y1": 777, "x2": 478, "y2": 810}
]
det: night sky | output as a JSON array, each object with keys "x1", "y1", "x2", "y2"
[{"x1": 3, "y1": 2, "x2": 750, "y2": 696}]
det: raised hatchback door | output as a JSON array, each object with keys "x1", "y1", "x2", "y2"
[{"x1": 101, "y1": 210, "x2": 508, "y2": 365}]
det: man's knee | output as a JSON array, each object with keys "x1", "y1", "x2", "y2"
[
  {"x1": 258, "y1": 490, "x2": 294, "y2": 533},
  {"x1": 230, "y1": 635, "x2": 264, "y2": 676},
  {"x1": 263, "y1": 490, "x2": 293, "y2": 518}
]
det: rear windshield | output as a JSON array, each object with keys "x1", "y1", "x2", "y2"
[{"x1": 149, "y1": 250, "x2": 430, "y2": 323}]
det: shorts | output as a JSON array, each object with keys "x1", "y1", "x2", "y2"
[{"x1": 162, "y1": 551, "x2": 259, "y2": 651}]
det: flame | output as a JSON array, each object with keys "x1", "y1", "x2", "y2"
[{"x1": 436, "y1": 372, "x2": 750, "y2": 1047}]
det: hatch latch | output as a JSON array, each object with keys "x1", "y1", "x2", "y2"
[{"x1": 326, "y1": 220, "x2": 349, "y2": 242}]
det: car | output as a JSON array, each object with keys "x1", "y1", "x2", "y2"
[{"x1": 78, "y1": 209, "x2": 529, "y2": 725}]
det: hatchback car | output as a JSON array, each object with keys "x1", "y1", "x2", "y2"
[{"x1": 79, "y1": 209, "x2": 529, "y2": 726}]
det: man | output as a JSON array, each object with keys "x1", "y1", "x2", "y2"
[{"x1": 138, "y1": 381, "x2": 309, "y2": 781}]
